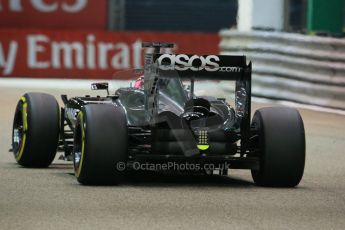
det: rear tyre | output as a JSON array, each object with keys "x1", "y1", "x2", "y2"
[
  {"x1": 251, "y1": 107, "x2": 305, "y2": 187},
  {"x1": 12, "y1": 93, "x2": 60, "y2": 167},
  {"x1": 73, "y1": 104, "x2": 128, "y2": 185}
]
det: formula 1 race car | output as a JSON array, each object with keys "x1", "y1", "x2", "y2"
[{"x1": 11, "y1": 43, "x2": 305, "y2": 186}]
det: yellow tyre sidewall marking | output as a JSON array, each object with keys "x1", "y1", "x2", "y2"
[
  {"x1": 16, "y1": 96, "x2": 28, "y2": 161},
  {"x1": 75, "y1": 111, "x2": 85, "y2": 178}
]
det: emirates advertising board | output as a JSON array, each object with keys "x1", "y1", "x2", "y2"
[
  {"x1": 0, "y1": 0, "x2": 107, "y2": 29},
  {"x1": 0, "y1": 30, "x2": 219, "y2": 79}
]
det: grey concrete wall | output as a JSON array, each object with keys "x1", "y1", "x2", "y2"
[{"x1": 220, "y1": 30, "x2": 345, "y2": 110}]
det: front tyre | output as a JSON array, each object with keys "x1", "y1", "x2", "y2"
[
  {"x1": 73, "y1": 104, "x2": 128, "y2": 185},
  {"x1": 251, "y1": 107, "x2": 305, "y2": 187},
  {"x1": 12, "y1": 93, "x2": 60, "y2": 167}
]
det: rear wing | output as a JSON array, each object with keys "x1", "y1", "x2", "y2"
[{"x1": 151, "y1": 54, "x2": 251, "y2": 81}]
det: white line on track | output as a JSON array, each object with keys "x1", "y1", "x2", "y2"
[{"x1": 253, "y1": 97, "x2": 345, "y2": 116}]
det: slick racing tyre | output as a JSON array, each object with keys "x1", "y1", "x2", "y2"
[
  {"x1": 251, "y1": 107, "x2": 305, "y2": 187},
  {"x1": 73, "y1": 104, "x2": 128, "y2": 185},
  {"x1": 12, "y1": 93, "x2": 60, "y2": 167}
]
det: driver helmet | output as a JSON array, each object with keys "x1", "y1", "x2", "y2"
[{"x1": 133, "y1": 76, "x2": 144, "y2": 89}]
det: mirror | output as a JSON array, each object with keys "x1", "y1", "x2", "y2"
[{"x1": 91, "y1": 82, "x2": 109, "y2": 95}]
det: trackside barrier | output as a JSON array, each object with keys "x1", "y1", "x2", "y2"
[{"x1": 219, "y1": 30, "x2": 345, "y2": 110}]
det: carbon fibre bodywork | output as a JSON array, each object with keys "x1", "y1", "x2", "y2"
[{"x1": 59, "y1": 43, "x2": 259, "y2": 170}]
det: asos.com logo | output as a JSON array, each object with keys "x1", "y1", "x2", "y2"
[
  {"x1": 157, "y1": 54, "x2": 219, "y2": 72},
  {"x1": 156, "y1": 54, "x2": 242, "y2": 72}
]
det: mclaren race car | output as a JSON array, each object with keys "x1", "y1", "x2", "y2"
[{"x1": 11, "y1": 43, "x2": 305, "y2": 186}]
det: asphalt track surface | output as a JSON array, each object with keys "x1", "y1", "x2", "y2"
[{"x1": 0, "y1": 86, "x2": 345, "y2": 230}]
